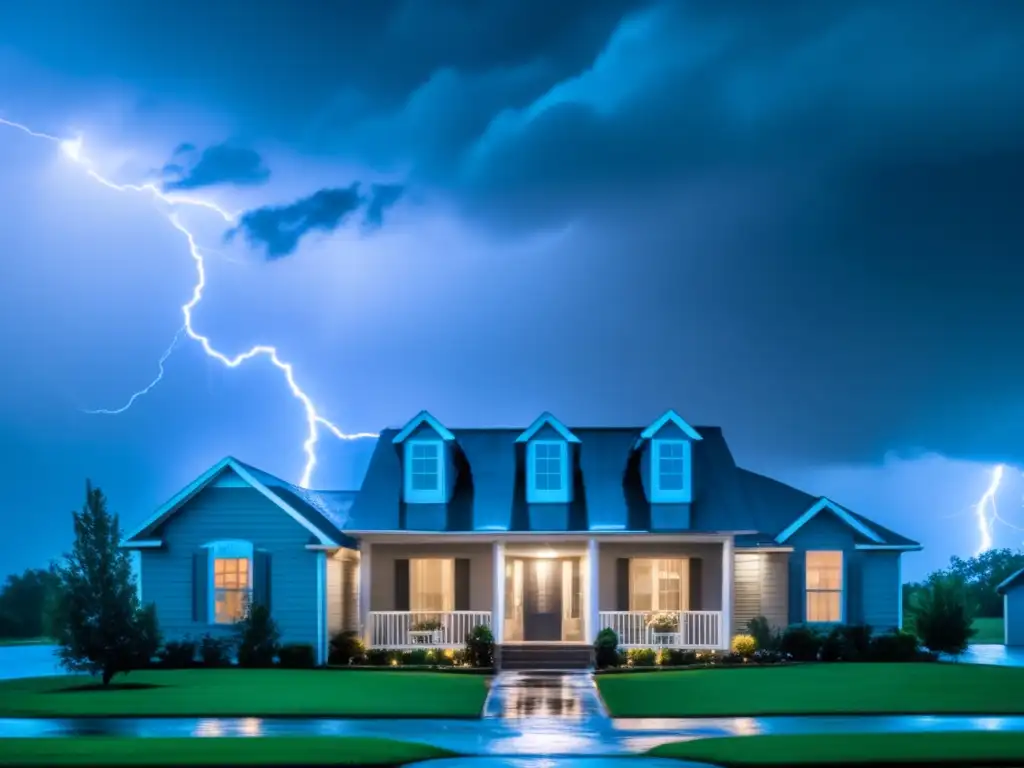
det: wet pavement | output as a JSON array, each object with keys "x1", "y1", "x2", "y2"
[
  {"x1": 3, "y1": 671, "x2": 1024, "y2": 755},
  {"x1": 417, "y1": 759, "x2": 709, "y2": 768},
  {"x1": 0, "y1": 644, "x2": 61, "y2": 681},
  {"x1": 951, "y1": 644, "x2": 1024, "y2": 666}
]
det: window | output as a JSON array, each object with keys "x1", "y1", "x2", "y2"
[
  {"x1": 528, "y1": 440, "x2": 570, "y2": 502},
  {"x1": 214, "y1": 557, "x2": 251, "y2": 624},
  {"x1": 410, "y1": 558, "x2": 454, "y2": 612},
  {"x1": 806, "y1": 551, "x2": 843, "y2": 622},
  {"x1": 653, "y1": 440, "x2": 691, "y2": 500},
  {"x1": 630, "y1": 558, "x2": 688, "y2": 612},
  {"x1": 405, "y1": 440, "x2": 445, "y2": 503}
]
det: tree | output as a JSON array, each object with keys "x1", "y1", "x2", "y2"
[
  {"x1": 54, "y1": 481, "x2": 159, "y2": 685},
  {"x1": 912, "y1": 574, "x2": 975, "y2": 655},
  {"x1": 944, "y1": 549, "x2": 1024, "y2": 618},
  {"x1": 0, "y1": 567, "x2": 61, "y2": 639}
]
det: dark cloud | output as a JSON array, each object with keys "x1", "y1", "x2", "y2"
[
  {"x1": 163, "y1": 143, "x2": 270, "y2": 191},
  {"x1": 228, "y1": 183, "x2": 403, "y2": 258}
]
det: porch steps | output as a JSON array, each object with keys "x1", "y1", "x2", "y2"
[{"x1": 498, "y1": 643, "x2": 593, "y2": 671}]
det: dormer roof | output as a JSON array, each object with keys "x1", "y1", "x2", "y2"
[
  {"x1": 638, "y1": 409, "x2": 703, "y2": 442},
  {"x1": 392, "y1": 410, "x2": 456, "y2": 443},
  {"x1": 515, "y1": 412, "x2": 581, "y2": 444}
]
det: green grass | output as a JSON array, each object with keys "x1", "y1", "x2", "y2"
[
  {"x1": 649, "y1": 731, "x2": 1024, "y2": 766},
  {"x1": 971, "y1": 617, "x2": 1004, "y2": 644},
  {"x1": 597, "y1": 662, "x2": 1024, "y2": 717},
  {"x1": 0, "y1": 669, "x2": 489, "y2": 718},
  {"x1": 0, "y1": 637, "x2": 54, "y2": 647},
  {"x1": 0, "y1": 737, "x2": 454, "y2": 766}
]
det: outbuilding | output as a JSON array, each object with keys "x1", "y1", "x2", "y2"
[{"x1": 995, "y1": 567, "x2": 1024, "y2": 647}]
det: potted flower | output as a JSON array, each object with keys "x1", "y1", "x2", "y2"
[
  {"x1": 409, "y1": 618, "x2": 444, "y2": 645},
  {"x1": 648, "y1": 611, "x2": 679, "y2": 633},
  {"x1": 411, "y1": 619, "x2": 443, "y2": 632}
]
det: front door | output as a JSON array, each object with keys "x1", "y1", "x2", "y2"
[{"x1": 523, "y1": 558, "x2": 562, "y2": 641}]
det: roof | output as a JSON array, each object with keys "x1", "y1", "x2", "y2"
[
  {"x1": 344, "y1": 422, "x2": 920, "y2": 546},
  {"x1": 124, "y1": 457, "x2": 358, "y2": 548},
  {"x1": 997, "y1": 567, "x2": 1024, "y2": 595}
]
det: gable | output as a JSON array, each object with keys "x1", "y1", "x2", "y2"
[
  {"x1": 123, "y1": 458, "x2": 340, "y2": 547},
  {"x1": 776, "y1": 498, "x2": 884, "y2": 545},
  {"x1": 392, "y1": 410, "x2": 455, "y2": 443}
]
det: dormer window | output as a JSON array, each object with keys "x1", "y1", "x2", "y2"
[
  {"x1": 529, "y1": 440, "x2": 568, "y2": 502},
  {"x1": 654, "y1": 440, "x2": 689, "y2": 495},
  {"x1": 405, "y1": 440, "x2": 445, "y2": 503}
]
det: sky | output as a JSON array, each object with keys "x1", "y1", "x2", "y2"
[{"x1": 1, "y1": 0, "x2": 1023, "y2": 581}]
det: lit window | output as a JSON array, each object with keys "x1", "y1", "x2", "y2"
[
  {"x1": 533, "y1": 442, "x2": 564, "y2": 491},
  {"x1": 410, "y1": 558, "x2": 454, "y2": 613},
  {"x1": 410, "y1": 442, "x2": 441, "y2": 491},
  {"x1": 630, "y1": 558, "x2": 687, "y2": 612},
  {"x1": 806, "y1": 551, "x2": 843, "y2": 622},
  {"x1": 214, "y1": 557, "x2": 251, "y2": 624}
]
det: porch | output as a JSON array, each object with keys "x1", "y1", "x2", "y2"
[{"x1": 358, "y1": 535, "x2": 734, "y2": 651}]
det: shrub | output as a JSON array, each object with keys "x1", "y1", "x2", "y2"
[
  {"x1": 594, "y1": 628, "x2": 619, "y2": 669},
  {"x1": 464, "y1": 624, "x2": 494, "y2": 668},
  {"x1": 731, "y1": 634, "x2": 757, "y2": 657},
  {"x1": 627, "y1": 647, "x2": 656, "y2": 667},
  {"x1": 328, "y1": 631, "x2": 365, "y2": 666},
  {"x1": 746, "y1": 616, "x2": 780, "y2": 651},
  {"x1": 278, "y1": 643, "x2": 316, "y2": 668},
  {"x1": 426, "y1": 648, "x2": 454, "y2": 666},
  {"x1": 752, "y1": 648, "x2": 787, "y2": 664},
  {"x1": 365, "y1": 648, "x2": 394, "y2": 666},
  {"x1": 235, "y1": 604, "x2": 280, "y2": 668},
  {"x1": 868, "y1": 630, "x2": 922, "y2": 662},
  {"x1": 913, "y1": 577, "x2": 975, "y2": 655},
  {"x1": 198, "y1": 634, "x2": 233, "y2": 667},
  {"x1": 780, "y1": 625, "x2": 822, "y2": 661},
  {"x1": 157, "y1": 639, "x2": 197, "y2": 668},
  {"x1": 131, "y1": 603, "x2": 162, "y2": 669},
  {"x1": 398, "y1": 648, "x2": 429, "y2": 665},
  {"x1": 657, "y1": 648, "x2": 697, "y2": 667}
]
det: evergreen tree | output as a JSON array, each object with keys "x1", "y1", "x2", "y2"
[{"x1": 55, "y1": 481, "x2": 158, "y2": 684}]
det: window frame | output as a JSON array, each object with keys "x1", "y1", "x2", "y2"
[
  {"x1": 204, "y1": 539, "x2": 254, "y2": 625},
  {"x1": 805, "y1": 550, "x2": 844, "y2": 623},
  {"x1": 651, "y1": 439, "x2": 692, "y2": 502},
  {"x1": 629, "y1": 557, "x2": 689, "y2": 613},
  {"x1": 527, "y1": 439, "x2": 570, "y2": 503},
  {"x1": 404, "y1": 439, "x2": 446, "y2": 503}
]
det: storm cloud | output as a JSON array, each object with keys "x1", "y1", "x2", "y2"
[
  {"x1": 228, "y1": 183, "x2": 404, "y2": 258},
  {"x1": 163, "y1": 142, "x2": 270, "y2": 190}
]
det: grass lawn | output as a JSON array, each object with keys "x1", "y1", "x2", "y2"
[
  {"x1": 0, "y1": 637, "x2": 53, "y2": 646},
  {"x1": 649, "y1": 732, "x2": 1024, "y2": 766},
  {"x1": 0, "y1": 737, "x2": 454, "y2": 766},
  {"x1": 0, "y1": 669, "x2": 489, "y2": 718},
  {"x1": 971, "y1": 617, "x2": 1005, "y2": 644},
  {"x1": 597, "y1": 663, "x2": 1024, "y2": 717}
]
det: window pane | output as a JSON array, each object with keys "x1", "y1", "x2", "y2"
[
  {"x1": 657, "y1": 559, "x2": 683, "y2": 611},
  {"x1": 411, "y1": 558, "x2": 453, "y2": 612},
  {"x1": 806, "y1": 551, "x2": 843, "y2": 589},
  {"x1": 806, "y1": 591, "x2": 841, "y2": 622},
  {"x1": 630, "y1": 559, "x2": 653, "y2": 611}
]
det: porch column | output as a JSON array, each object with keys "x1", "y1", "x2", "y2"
[
  {"x1": 586, "y1": 538, "x2": 600, "y2": 643},
  {"x1": 720, "y1": 536, "x2": 734, "y2": 650},
  {"x1": 359, "y1": 542, "x2": 373, "y2": 646},
  {"x1": 492, "y1": 542, "x2": 505, "y2": 643}
]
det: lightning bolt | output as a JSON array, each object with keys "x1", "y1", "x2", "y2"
[
  {"x1": 84, "y1": 327, "x2": 185, "y2": 415},
  {"x1": 1, "y1": 116, "x2": 378, "y2": 487},
  {"x1": 974, "y1": 464, "x2": 1005, "y2": 555}
]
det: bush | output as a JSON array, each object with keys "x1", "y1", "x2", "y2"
[
  {"x1": 0, "y1": 611, "x2": 24, "y2": 639},
  {"x1": 913, "y1": 577, "x2": 975, "y2": 655},
  {"x1": 626, "y1": 647, "x2": 656, "y2": 667},
  {"x1": 235, "y1": 604, "x2": 280, "y2": 668},
  {"x1": 656, "y1": 648, "x2": 697, "y2": 667},
  {"x1": 746, "y1": 616, "x2": 780, "y2": 651},
  {"x1": 464, "y1": 624, "x2": 494, "y2": 668},
  {"x1": 752, "y1": 648, "x2": 787, "y2": 664},
  {"x1": 198, "y1": 634, "x2": 233, "y2": 667},
  {"x1": 365, "y1": 648, "x2": 394, "y2": 666},
  {"x1": 594, "y1": 628, "x2": 619, "y2": 669},
  {"x1": 278, "y1": 643, "x2": 316, "y2": 668},
  {"x1": 868, "y1": 630, "x2": 922, "y2": 662},
  {"x1": 399, "y1": 648, "x2": 430, "y2": 665},
  {"x1": 427, "y1": 648, "x2": 455, "y2": 667},
  {"x1": 131, "y1": 603, "x2": 162, "y2": 670},
  {"x1": 731, "y1": 634, "x2": 757, "y2": 657},
  {"x1": 780, "y1": 625, "x2": 822, "y2": 661},
  {"x1": 819, "y1": 624, "x2": 873, "y2": 662},
  {"x1": 157, "y1": 639, "x2": 197, "y2": 668},
  {"x1": 328, "y1": 631, "x2": 365, "y2": 666}
]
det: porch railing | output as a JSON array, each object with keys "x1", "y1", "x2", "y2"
[
  {"x1": 368, "y1": 611, "x2": 492, "y2": 649},
  {"x1": 598, "y1": 610, "x2": 723, "y2": 649}
]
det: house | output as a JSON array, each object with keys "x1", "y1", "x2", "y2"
[
  {"x1": 996, "y1": 567, "x2": 1024, "y2": 646},
  {"x1": 122, "y1": 409, "x2": 921, "y2": 665}
]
